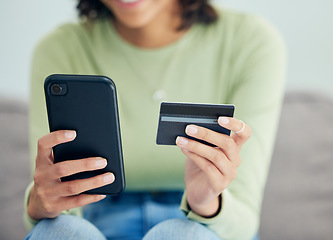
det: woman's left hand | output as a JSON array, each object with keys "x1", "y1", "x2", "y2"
[{"x1": 176, "y1": 117, "x2": 251, "y2": 217}]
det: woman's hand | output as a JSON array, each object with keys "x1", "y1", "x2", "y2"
[
  {"x1": 27, "y1": 130, "x2": 115, "y2": 221},
  {"x1": 176, "y1": 117, "x2": 251, "y2": 217}
]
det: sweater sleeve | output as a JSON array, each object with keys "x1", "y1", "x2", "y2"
[
  {"x1": 23, "y1": 25, "x2": 83, "y2": 231},
  {"x1": 180, "y1": 15, "x2": 287, "y2": 240}
]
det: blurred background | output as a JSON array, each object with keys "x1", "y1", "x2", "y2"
[
  {"x1": 0, "y1": 0, "x2": 332, "y2": 100},
  {"x1": 1, "y1": 1, "x2": 333, "y2": 240}
]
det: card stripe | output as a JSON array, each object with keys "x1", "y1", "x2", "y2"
[{"x1": 161, "y1": 116, "x2": 218, "y2": 124}]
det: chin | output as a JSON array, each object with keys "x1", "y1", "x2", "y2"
[
  {"x1": 115, "y1": 14, "x2": 153, "y2": 29},
  {"x1": 102, "y1": 0, "x2": 176, "y2": 30}
]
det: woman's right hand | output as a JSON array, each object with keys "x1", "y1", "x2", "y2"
[{"x1": 27, "y1": 130, "x2": 115, "y2": 221}]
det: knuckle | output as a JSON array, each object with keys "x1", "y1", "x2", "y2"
[
  {"x1": 211, "y1": 150, "x2": 221, "y2": 164},
  {"x1": 66, "y1": 182, "x2": 80, "y2": 195},
  {"x1": 224, "y1": 138, "x2": 235, "y2": 150},
  {"x1": 37, "y1": 139, "x2": 46, "y2": 150},
  {"x1": 33, "y1": 170, "x2": 48, "y2": 186},
  {"x1": 73, "y1": 196, "x2": 85, "y2": 207},
  {"x1": 199, "y1": 128, "x2": 209, "y2": 140},
  {"x1": 55, "y1": 164, "x2": 66, "y2": 177},
  {"x1": 204, "y1": 162, "x2": 215, "y2": 174}
]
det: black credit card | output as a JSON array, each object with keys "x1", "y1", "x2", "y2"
[{"x1": 156, "y1": 102, "x2": 235, "y2": 146}]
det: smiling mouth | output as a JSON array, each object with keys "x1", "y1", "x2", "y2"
[
  {"x1": 115, "y1": 0, "x2": 143, "y2": 8},
  {"x1": 119, "y1": 0, "x2": 140, "y2": 2}
]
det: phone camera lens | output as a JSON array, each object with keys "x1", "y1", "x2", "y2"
[{"x1": 51, "y1": 84, "x2": 62, "y2": 94}]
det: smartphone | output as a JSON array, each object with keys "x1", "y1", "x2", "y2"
[
  {"x1": 156, "y1": 102, "x2": 235, "y2": 147},
  {"x1": 44, "y1": 74, "x2": 125, "y2": 195}
]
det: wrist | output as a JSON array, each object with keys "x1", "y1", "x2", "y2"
[
  {"x1": 27, "y1": 186, "x2": 41, "y2": 221},
  {"x1": 187, "y1": 195, "x2": 221, "y2": 218},
  {"x1": 27, "y1": 185, "x2": 49, "y2": 221}
]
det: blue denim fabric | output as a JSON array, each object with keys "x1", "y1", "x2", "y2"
[
  {"x1": 25, "y1": 191, "x2": 259, "y2": 240},
  {"x1": 83, "y1": 191, "x2": 187, "y2": 239},
  {"x1": 25, "y1": 214, "x2": 106, "y2": 240}
]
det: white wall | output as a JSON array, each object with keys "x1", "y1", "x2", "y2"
[
  {"x1": 1, "y1": 0, "x2": 332, "y2": 100},
  {"x1": 0, "y1": 0, "x2": 76, "y2": 100},
  {"x1": 215, "y1": 0, "x2": 333, "y2": 96}
]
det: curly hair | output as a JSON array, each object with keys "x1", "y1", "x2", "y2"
[{"x1": 77, "y1": 0, "x2": 218, "y2": 30}]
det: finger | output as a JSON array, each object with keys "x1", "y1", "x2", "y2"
[
  {"x1": 176, "y1": 136, "x2": 234, "y2": 172},
  {"x1": 52, "y1": 157, "x2": 107, "y2": 178},
  {"x1": 218, "y1": 117, "x2": 251, "y2": 145},
  {"x1": 181, "y1": 149, "x2": 225, "y2": 190},
  {"x1": 184, "y1": 125, "x2": 239, "y2": 162},
  {"x1": 58, "y1": 194, "x2": 107, "y2": 212},
  {"x1": 58, "y1": 173, "x2": 115, "y2": 196},
  {"x1": 37, "y1": 130, "x2": 76, "y2": 165}
]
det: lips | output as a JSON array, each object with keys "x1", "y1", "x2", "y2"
[
  {"x1": 119, "y1": 0, "x2": 140, "y2": 2},
  {"x1": 115, "y1": 0, "x2": 144, "y2": 8}
]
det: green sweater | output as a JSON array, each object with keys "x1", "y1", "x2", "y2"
[{"x1": 24, "y1": 7, "x2": 286, "y2": 240}]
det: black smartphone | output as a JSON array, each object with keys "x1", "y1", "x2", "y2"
[{"x1": 44, "y1": 74, "x2": 125, "y2": 195}]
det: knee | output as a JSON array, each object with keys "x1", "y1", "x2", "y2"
[
  {"x1": 143, "y1": 218, "x2": 220, "y2": 240},
  {"x1": 26, "y1": 215, "x2": 105, "y2": 240}
]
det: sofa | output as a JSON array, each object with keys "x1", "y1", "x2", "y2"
[{"x1": 0, "y1": 91, "x2": 332, "y2": 240}]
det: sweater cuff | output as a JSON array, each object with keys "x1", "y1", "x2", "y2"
[
  {"x1": 179, "y1": 190, "x2": 231, "y2": 225},
  {"x1": 23, "y1": 181, "x2": 39, "y2": 231}
]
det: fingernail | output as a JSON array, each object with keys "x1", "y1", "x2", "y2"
[
  {"x1": 98, "y1": 195, "x2": 106, "y2": 200},
  {"x1": 95, "y1": 158, "x2": 107, "y2": 168},
  {"x1": 218, "y1": 117, "x2": 229, "y2": 125},
  {"x1": 104, "y1": 173, "x2": 115, "y2": 183},
  {"x1": 176, "y1": 137, "x2": 188, "y2": 146},
  {"x1": 186, "y1": 125, "x2": 198, "y2": 135},
  {"x1": 65, "y1": 131, "x2": 76, "y2": 139}
]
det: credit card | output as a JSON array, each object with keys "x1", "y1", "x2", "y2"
[{"x1": 156, "y1": 102, "x2": 235, "y2": 146}]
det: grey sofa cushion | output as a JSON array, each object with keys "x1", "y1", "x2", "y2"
[
  {"x1": 259, "y1": 92, "x2": 333, "y2": 240},
  {"x1": 0, "y1": 92, "x2": 332, "y2": 240},
  {"x1": 0, "y1": 98, "x2": 29, "y2": 239}
]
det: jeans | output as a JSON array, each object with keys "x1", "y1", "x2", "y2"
[{"x1": 25, "y1": 191, "x2": 259, "y2": 240}]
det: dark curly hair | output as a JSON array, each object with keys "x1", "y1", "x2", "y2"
[{"x1": 77, "y1": 0, "x2": 218, "y2": 30}]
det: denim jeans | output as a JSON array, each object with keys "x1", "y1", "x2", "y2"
[{"x1": 25, "y1": 191, "x2": 259, "y2": 240}]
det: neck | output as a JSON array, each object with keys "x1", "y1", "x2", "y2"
[{"x1": 113, "y1": 6, "x2": 187, "y2": 48}]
